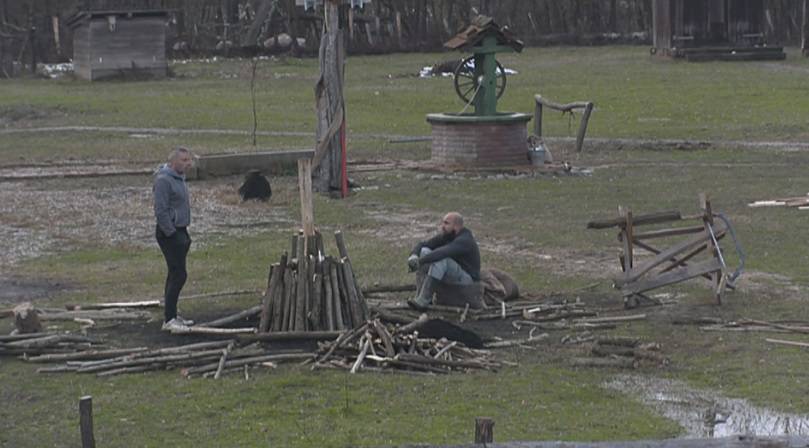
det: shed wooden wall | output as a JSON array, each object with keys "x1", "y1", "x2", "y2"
[{"x1": 73, "y1": 15, "x2": 167, "y2": 80}]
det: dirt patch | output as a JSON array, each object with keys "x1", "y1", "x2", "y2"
[
  {"x1": 0, "y1": 177, "x2": 294, "y2": 268},
  {"x1": 734, "y1": 271, "x2": 809, "y2": 301},
  {"x1": 0, "y1": 105, "x2": 67, "y2": 127},
  {"x1": 0, "y1": 276, "x2": 70, "y2": 307}
]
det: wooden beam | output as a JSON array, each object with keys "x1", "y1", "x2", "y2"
[
  {"x1": 622, "y1": 259, "x2": 722, "y2": 295},
  {"x1": 587, "y1": 211, "x2": 682, "y2": 229},
  {"x1": 616, "y1": 222, "x2": 725, "y2": 286}
]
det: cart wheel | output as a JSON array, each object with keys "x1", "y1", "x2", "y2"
[{"x1": 453, "y1": 56, "x2": 507, "y2": 104}]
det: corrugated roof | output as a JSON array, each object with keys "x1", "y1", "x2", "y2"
[{"x1": 444, "y1": 16, "x2": 524, "y2": 53}]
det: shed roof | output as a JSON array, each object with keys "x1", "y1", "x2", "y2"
[
  {"x1": 66, "y1": 9, "x2": 169, "y2": 29},
  {"x1": 444, "y1": 16, "x2": 524, "y2": 53}
]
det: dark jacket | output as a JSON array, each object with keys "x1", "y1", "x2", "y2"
[
  {"x1": 411, "y1": 228, "x2": 481, "y2": 281},
  {"x1": 153, "y1": 165, "x2": 190, "y2": 237}
]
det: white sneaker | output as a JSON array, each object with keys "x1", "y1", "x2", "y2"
[
  {"x1": 175, "y1": 315, "x2": 194, "y2": 326},
  {"x1": 161, "y1": 318, "x2": 189, "y2": 332}
]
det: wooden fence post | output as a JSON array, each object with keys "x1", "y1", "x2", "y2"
[
  {"x1": 79, "y1": 395, "x2": 95, "y2": 448},
  {"x1": 474, "y1": 416, "x2": 494, "y2": 444}
]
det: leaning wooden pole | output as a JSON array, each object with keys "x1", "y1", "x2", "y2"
[{"x1": 803, "y1": 0, "x2": 809, "y2": 57}]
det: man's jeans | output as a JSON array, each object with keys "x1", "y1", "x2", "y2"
[
  {"x1": 420, "y1": 247, "x2": 473, "y2": 285},
  {"x1": 156, "y1": 226, "x2": 191, "y2": 322}
]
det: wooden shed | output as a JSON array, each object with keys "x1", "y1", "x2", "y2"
[
  {"x1": 67, "y1": 9, "x2": 169, "y2": 80},
  {"x1": 652, "y1": 0, "x2": 786, "y2": 61}
]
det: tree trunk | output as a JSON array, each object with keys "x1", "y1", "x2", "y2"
[{"x1": 313, "y1": 0, "x2": 346, "y2": 193}]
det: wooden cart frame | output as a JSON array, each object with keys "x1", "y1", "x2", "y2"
[{"x1": 588, "y1": 194, "x2": 740, "y2": 307}]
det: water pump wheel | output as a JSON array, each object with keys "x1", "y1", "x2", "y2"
[{"x1": 453, "y1": 56, "x2": 507, "y2": 104}]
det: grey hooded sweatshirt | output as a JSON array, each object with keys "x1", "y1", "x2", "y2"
[{"x1": 153, "y1": 165, "x2": 190, "y2": 236}]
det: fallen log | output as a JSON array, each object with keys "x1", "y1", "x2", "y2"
[
  {"x1": 6, "y1": 334, "x2": 98, "y2": 348},
  {"x1": 65, "y1": 300, "x2": 161, "y2": 311},
  {"x1": 24, "y1": 347, "x2": 149, "y2": 363},
  {"x1": 170, "y1": 326, "x2": 257, "y2": 335},
  {"x1": 766, "y1": 338, "x2": 809, "y2": 349},
  {"x1": 214, "y1": 342, "x2": 235, "y2": 380},
  {"x1": 575, "y1": 314, "x2": 647, "y2": 324},
  {"x1": 76, "y1": 349, "x2": 227, "y2": 373},
  {"x1": 197, "y1": 305, "x2": 262, "y2": 328},
  {"x1": 484, "y1": 333, "x2": 550, "y2": 348},
  {"x1": 181, "y1": 352, "x2": 313, "y2": 377},
  {"x1": 240, "y1": 330, "x2": 342, "y2": 342},
  {"x1": 38, "y1": 310, "x2": 152, "y2": 321},
  {"x1": 0, "y1": 332, "x2": 57, "y2": 342}
]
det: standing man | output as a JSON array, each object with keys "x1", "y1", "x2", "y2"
[
  {"x1": 154, "y1": 147, "x2": 195, "y2": 331},
  {"x1": 407, "y1": 212, "x2": 481, "y2": 311}
]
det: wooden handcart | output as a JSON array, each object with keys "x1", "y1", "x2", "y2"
[{"x1": 588, "y1": 194, "x2": 743, "y2": 307}]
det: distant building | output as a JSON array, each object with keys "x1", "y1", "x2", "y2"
[
  {"x1": 67, "y1": 8, "x2": 169, "y2": 80},
  {"x1": 652, "y1": 0, "x2": 786, "y2": 61}
]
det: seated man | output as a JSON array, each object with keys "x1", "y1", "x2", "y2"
[{"x1": 407, "y1": 212, "x2": 481, "y2": 311}]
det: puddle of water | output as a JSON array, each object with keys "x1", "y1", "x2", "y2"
[{"x1": 605, "y1": 374, "x2": 809, "y2": 438}]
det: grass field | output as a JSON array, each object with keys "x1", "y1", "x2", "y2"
[{"x1": 2, "y1": 46, "x2": 809, "y2": 447}]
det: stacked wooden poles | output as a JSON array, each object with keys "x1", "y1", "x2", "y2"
[{"x1": 259, "y1": 230, "x2": 368, "y2": 333}]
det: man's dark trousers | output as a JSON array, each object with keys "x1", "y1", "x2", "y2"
[{"x1": 156, "y1": 226, "x2": 191, "y2": 322}]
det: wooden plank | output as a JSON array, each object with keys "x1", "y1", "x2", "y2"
[
  {"x1": 298, "y1": 159, "x2": 315, "y2": 237},
  {"x1": 622, "y1": 259, "x2": 722, "y2": 295},
  {"x1": 575, "y1": 102, "x2": 594, "y2": 152},
  {"x1": 587, "y1": 211, "x2": 681, "y2": 229},
  {"x1": 616, "y1": 221, "x2": 725, "y2": 287},
  {"x1": 631, "y1": 225, "x2": 705, "y2": 240}
]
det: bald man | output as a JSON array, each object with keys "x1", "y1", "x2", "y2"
[{"x1": 407, "y1": 212, "x2": 481, "y2": 311}]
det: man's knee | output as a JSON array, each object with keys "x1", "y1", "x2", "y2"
[{"x1": 419, "y1": 247, "x2": 432, "y2": 257}]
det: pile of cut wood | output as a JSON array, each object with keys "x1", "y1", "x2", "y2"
[
  {"x1": 311, "y1": 318, "x2": 503, "y2": 374},
  {"x1": 571, "y1": 336, "x2": 668, "y2": 369},
  {"x1": 258, "y1": 230, "x2": 368, "y2": 333},
  {"x1": 27, "y1": 339, "x2": 311, "y2": 378}
]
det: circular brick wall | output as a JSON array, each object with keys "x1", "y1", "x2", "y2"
[{"x1": 427, "y1": 113, "x2": 532, "y2": 167}]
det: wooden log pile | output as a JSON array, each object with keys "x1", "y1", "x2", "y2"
[
  {"x1": 24, "y1": 339, "x2": 312, "y2": 378},
  {"x1": 571, "y1": 336, "x2": 667, "y2": 369},
  {"x1": 258, "y1": 230, "x2": 369, "y2": 333},
  {"x1": 311, "y1": 319, "x2": 503, "y2": 374}
]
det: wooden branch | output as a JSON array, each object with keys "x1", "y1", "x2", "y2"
[
  {"x1": 575, "y1": 314, "x2": 646, "y2": 324},
  {"x1": 372, "y1": 320, "x2": 396, "y2": 358},
  {"x1": 198, "y1": 305, "x2": 262, "y2": 328},
  {"x1": 181, "y1": 353, "x2": 313, "y2": 377},
  {"x1": 350, "y1": 337, "x2": 371, "y2": 373},
  {"x1": 214, "y1": 342, "x2": 235, "y2": 380},
  {"x1": 534, "y1": 95, "x2": 591, "y2": 113},
  {"x1": 261, "y1": 261, "x2": 284, "y2": 332},
  {"x1": 395, "y1": 313, "x2": 429, "y2": 334},
  {"x1": 170, "y1": 326, "x2": 257, "y2": 335},
  {"x1": 397, "y1": 353, "x2": 491, "y2": 370},
  {"x1": 38, "y1": 310, "x2": 152, "y2": 321},
  {"x1": 240, "y1": 331, "x2": 342, "y2": 342},
  {"x1": 65, "y1": 300, "x2": 161, "y2": 311},
  {"x1": 25, "y1": 347, "x2": 148, "y2": 363},
  {"x1": 329, "y1": 260, "x2": 346, "y2": 330},
  {"x1": 575, "y1": 102, "x2": 594, "y2": 152},
  {"x1": 484, "y1": 333, "x2": 549, "y2": 348},
  {"x1": 766, "y1": 338, "x2": 809, "y2": 349}
]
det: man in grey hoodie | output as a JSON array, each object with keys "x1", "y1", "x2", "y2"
[{"x1": 154, "y1": 147, "x2": 195, "y2": 331}]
